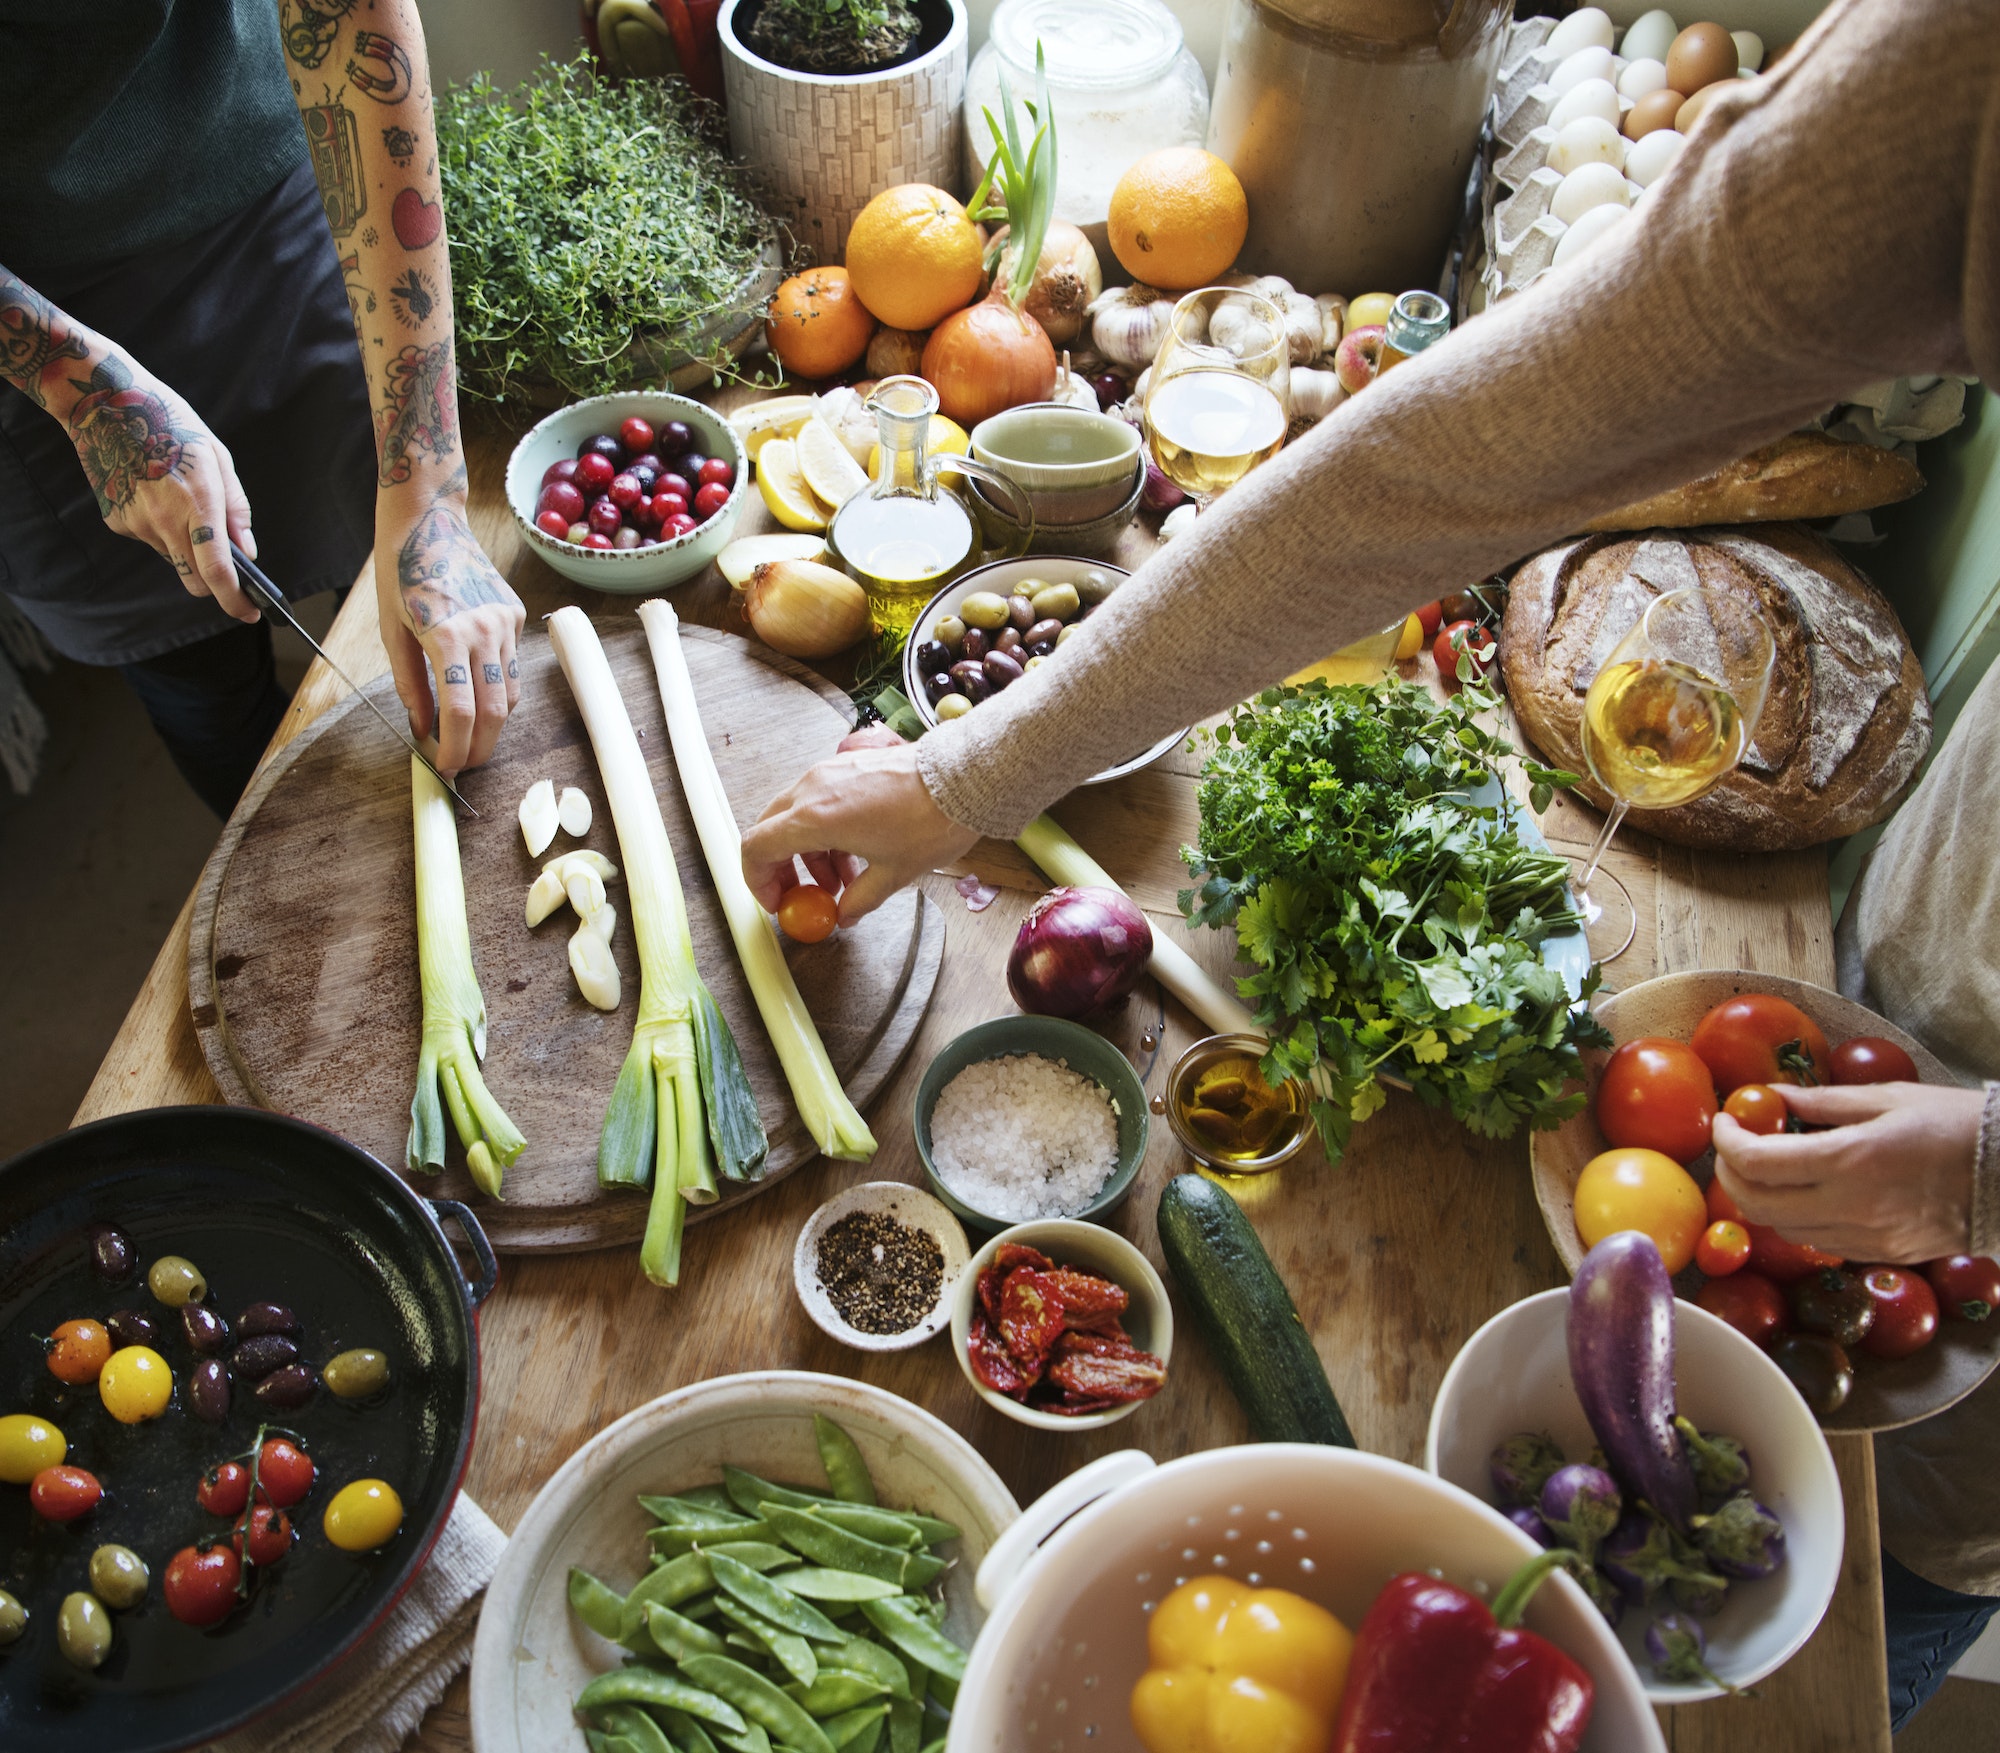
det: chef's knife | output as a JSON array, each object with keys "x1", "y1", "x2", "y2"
[{"x1": 228, "y1": 540, "x2": 479, "y2": 816}]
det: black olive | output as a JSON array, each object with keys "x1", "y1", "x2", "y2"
[
  {"x1": 1027, "y1": 639, "x2": 1057, "y2": 658},
  {"x1": 182, "y1": 1305, "x2": 231, "y2": 1355},
  {"x1": 948, "y1": 661, "x2": 991, "y2": 704},
  {"x1": 233, "y1": 1334, "x2": 300, "y2": 1380},
  {"x1": 235, "y1": 1303, "x2": 300, "y2": 1340},
  {"x1": 914, "y1": 639, "x2": 952, "y2": 676},
  {"x1": 922, "y1": 671, "x2": 957, "y2": 708},
  {"x1": 959, "y1": 626, "x2": 989, "y2": 663},
  {"x1": 189, "y1": 1358, "x2": 231, "y2": 1424},
  {"x1": 1007, "y1": 593, "x2": 1037, "y2": 632},
  {"x1": 994, "y1": 627, "x2": 1024, "y2": 657},
  {"x1": 106, "y1": 1308, "x2": 160, "y2": 1350},
  {"x1": 253, "y1": 1363, "x2": 318, "y2": 1410},
  {"x1": 982, "y1": 651, "x2": 1024, "y2": 689},
  {"x1": 87, "y1": 1224, "x2": 135, "y2": 1281}
]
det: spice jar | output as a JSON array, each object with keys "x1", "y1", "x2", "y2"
[{"x1": 966, "y1": 0, "x2": 1209, "y2": 231}]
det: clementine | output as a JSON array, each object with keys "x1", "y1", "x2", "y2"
[
  {"x1": 766, "y1": 267, "x2": 876, "y2": 380},
  {"x1": 1107, "y1": 148, "x2": 1250, "y2": 291},
  {"x1": 844, "y1": 184, "x2": 985, "y2": 331}
]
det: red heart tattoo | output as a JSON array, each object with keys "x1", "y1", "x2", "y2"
[{"x1": 391, "y1": 188, "x2": 443, "y2": 250}]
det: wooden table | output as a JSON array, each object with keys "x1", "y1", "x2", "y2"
[{"x1": 78, "y1": 405, "x2": 1890, "y2": 1751}]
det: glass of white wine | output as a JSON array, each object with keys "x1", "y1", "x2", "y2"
[
  {"x1": 1573, "y1": 585, "x2": 1776, "y2": 960},
  {"x1": 1142, "y1": 286, "x2": 1291, "y2": 506}
]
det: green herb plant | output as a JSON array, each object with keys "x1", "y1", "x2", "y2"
[
  {"x1": 747, "y1": 0, "x2": 921, "y2": 76},
  {"x1": 437, "y1": 56, "x2": 779, "y2": 406},
  {"x1": 1181, "y1": 673, "x2": 1609, "y2": 1161}
]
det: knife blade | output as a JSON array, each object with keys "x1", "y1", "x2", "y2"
[{"x1": 228, "y1": 541, "x2": 479, "y2": 816}]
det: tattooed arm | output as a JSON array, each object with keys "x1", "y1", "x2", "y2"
[
  {"x1": 278, "y1": 0, "x2": 523, "y2": 774},
  {"x1": 0, "y1": 265, "x2": 263, "y2": 619}
]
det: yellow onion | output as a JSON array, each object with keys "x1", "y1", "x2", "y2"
[
  {"x1": 921, "y1": 296, "x2": 1057, "y2": 428},
  {"x1": 743, "y1": 559, "x2": 869, "y2": 659},
  {"x1": 866, "y1": 327, "x2": 929, "y2": 377},
  {"x1": 990, "y1": 221, "x2": 1103, "y2": 346}
]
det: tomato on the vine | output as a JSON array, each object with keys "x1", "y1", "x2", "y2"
[
  {"x1": 1595, "y1": 1036, "x2": 1717, "y2": 1163},
  {"x1": 256, "y1": 1437, "x2": 315, "y2": 1509},
  {"x1": 1858, "y1": 1267, "x2": 1940, "y2": 1359},
  {"x1": 164, "y1": 1545, "x2": 241, "y2": 1627},
  {"x1": 1433, "y1": 620, "x2": 1496, "y2": 683},
  {"x1": 1696, "y1": 1271, "x2": 1788, "y2": 1348},
  {"x1": 1830, "y1": 1036, "x2": 1919, "y2": 1086},
  {"x1": 1926, "y1": 1255, "x2": 2000, "y2": 1322},
  {"x1": 29, "y1": 1464, "x2": 101, "y2": 1522},
  {"x1": 232, "y1": 1507, "x2": 294, "y2": 1567},
  {"x1": 1722, "y1": 1083, "x2": 1789, "y2": 1136},
  {"x1": 198, "y1": 1460, "x2": 252, "y2": 1519},
  {"x1": 1696, "y1": 1220, "x2": 1752, "y2": 1277},
  {"x1": 1689, "y1": 994, "x2": 1831, "y2": 1093},
  {"x1": 1415, "y1": 600, "x2": 1445, "y2": 640}
]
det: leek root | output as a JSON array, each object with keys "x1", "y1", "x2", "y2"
[
  {"x1": 636, "y1": 599, "x2": 877, "y2": 1163},
  {"x1": 547, "y1": 606, "x2": 767, "y2": 1287},
  {"x1": 408, "y1": 755, "x2": 526, "y2": 1195}
]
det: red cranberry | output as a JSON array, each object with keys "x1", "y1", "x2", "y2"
[
  {"x1": 632, "y1": 495, "x2": 663, "y2": 529},
  {"x1": 535, "y1": 508, "x2": 571, "y2": 539},
  {"x1": 541, "y1": 457, "x2": 581, "y2": 487},
  {"x1": 619, "y1": 416, "x2": 656, "y2": 456},
  {"x1": 612, "y1": 526, "x2": 643, "y2": 550},
  {"x1": 1089, "y1": 371, "x2": 1128, "y2": 410},
  {"x1": 578, "y1": 433, "x2": 624, "y2": 464},
  {"x1": 538, "y1": 480, "x2": 586, "y2": 524},
  {"x1": 628, "y1": 452, "x2": 663, "y2": 477},
  {"x1": 575, "y1": 451, "x2": 616, "y2": 492},
  {"x1": 582, "y1": 531, "x2": 615, "y2": 550},
  {"x1": 697, "y1": 457, "x2": 734, "y2": 489},
  {"x1": 694, "y1": 482, "x2": 732, "y2": 519},
  {"x1": 653, "y1": 487, "x2": 689, "y2": 519},
  {"x1": 663, "y1": 512, "x2": 697, "y2": 539},
  {"x1": 587, "y1": 497, "x2": 623, "y2": 536},
  {"x1": 658, "y1": 419, "x2": 693, "y2": 456},
  {"x1": 679, "y1": 452, "x2": 709, "y2": 484},
  {"x1": 607, "y1": 472, "x2": 643, "y2": 510}
]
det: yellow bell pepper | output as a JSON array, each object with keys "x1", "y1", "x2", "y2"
[{"x1": 1130, "y1": 1576, "x2": 1354, "y2": 1753}]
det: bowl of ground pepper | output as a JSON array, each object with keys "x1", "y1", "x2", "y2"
[{"x1": 794, "y1": 1182, "x2": 972, "y2": 1352}]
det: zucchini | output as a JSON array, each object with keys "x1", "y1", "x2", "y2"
[{"x1": 1156, "y1": 1173, "x2": 1356, "y2": 1448}]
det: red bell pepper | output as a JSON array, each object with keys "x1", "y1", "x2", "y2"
[{"x1": 1331, "y1": 1548, "x2": 1595, "y2": 1753}]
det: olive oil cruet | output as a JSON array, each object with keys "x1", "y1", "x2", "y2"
[{"x1": 828, "y1": 375, "x2": 1035, "y2": 641}]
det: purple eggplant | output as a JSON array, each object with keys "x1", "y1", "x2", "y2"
[
  {"x1": 1569, "y1": 1232, "x2": 1699, "y2": 1532},
  {"x1": 1539, "y1": 1463, "x2": 1622, "y2": 1561},
  {"x1": 1579, "y1": 1565, "x2": 1627, "y2": 1628},
  {"x1": 1490, "y1": 1431, "x2": 1567, "y2": 1507},
  {"x1": 1506, "y1": 1505, "x2": 1553, "y2": 1547},
  {"x1": 1646, "y1": 1611, "x2": 1746, "y2": 1693},
  {"x1": 1600, "y1": 1508, "x2": 1729, "y2": 1607},
  {"x1": 1674, "y1": 1417, "x2": 1752, "y2": 1508},
  {"x1": 1690, "y1": 1492, "x2": 1787, "y2": 1580}
]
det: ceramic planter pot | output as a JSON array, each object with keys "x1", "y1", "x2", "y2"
[{"x1": 719, "y1": 0, "x2": 968, "y2": 264}]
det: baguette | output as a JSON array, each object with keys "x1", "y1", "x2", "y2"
[{"x1": 1582, "y1": 431, "x2": 1923, "y2": 532}]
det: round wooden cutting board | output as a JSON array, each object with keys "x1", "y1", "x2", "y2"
[{"x1": 188, "y1": 622, "x2": 942, "y2": 1252}]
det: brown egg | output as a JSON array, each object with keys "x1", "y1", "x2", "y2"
[
  {"x1": 1675, "y1": 80, "x2": 1734, "y2": 135},
  {"x1": 1665, "y1": 22, "x2": 1738, "y2": 97},
  {"x1": 1624, "y1": 88, "x2": 1688, "y2": 140}
]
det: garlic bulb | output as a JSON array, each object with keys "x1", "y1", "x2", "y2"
[
  {"x1": 1208, "y1": 297, "x2": 1280, "y2": 362},
  {"x1": 1159, "y1": 503, "x2": 1199, "y2": 542},
  {"x1": 1290, "y1": 367, "x2": 1345, "y2": 421},
  {"x1": 1209, "y1": 285, "x2": 1321, "y2": 366},
  {"x1": 1048, "y1": 369, "x2": 1099, "y2": 411},
  {"x1": 1131, "y1": 365, "x2": 1152, "y2": 404},
  {"x1": 865, "y1": 327, "x2": 927, "y2": 378},
  {"x1": 743, "y1": 559, "x2": 870, "y2": 659},
  {"x1": 1088, "y1": 284, "x2": 1178, "y2": 371},
  {"x1": 1314, "y1": 293, "x2": 1347, "y2": 358}
]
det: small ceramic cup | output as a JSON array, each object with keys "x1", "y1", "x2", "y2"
[{"x1": 793, "y1": 1181, "x2": 970, "y2": 1352}]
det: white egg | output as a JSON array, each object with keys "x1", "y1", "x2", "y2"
[
  {"x1": 1551, "y1": 161, "x2": 1632, "y2": 225},
  {"x1": 1548, "y1": 77, "x2": 1622, "y2": 132},
  {"x1": 1731, "y1": 29, "x2": 1765, "y2": 72},
  {"x1": 1552, "y1": 202, "x2": 1632, "y2": 267},
  {"x1": 1617, "y1": 57, "x2": 1669, "y2": 99},
  {"x1": 1547, "y1": 6, "x2": 1615, "y2": 57},
  {"x1": 1619, "y1": 8, "x2": 1680, "y2": 65},
  {"x1": 1624, "y1": 127, "x2": 1687, "y2": 187},
  {"x1": 1545, "y1": 115, "x2": 1628, "y2": 176},
  {"x1": 1549, "y1": 45, "x2": 1616, "y2": 97}
]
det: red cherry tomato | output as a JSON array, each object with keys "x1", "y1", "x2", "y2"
[
  {"x1": 30, "y1": 1463, "x2": 102, "y2": 1521},
  {"x1": 1858, "y1": 1267, "x2": 1941, "y2": 1359},
  {"x1": 164, "y1": 1545, "x2": 242, "y2": 1627},
  {"x1": 198, "y1": 1459, "x2": 253, "y2": 1518},
  {"x1": 1926, "y1": 1255, "x2": 2000, "y2": 1322},
  {"x1": 1595, "y1": 1036, "x2": 1718, "y2": 1163},
  {"x1": 232, "y1": 1507, "x2": 294, "y2": 1567},
  {"x1": 1696, "y1": 1270, "x2": 1788, "y2": 1348},
  {"x1": 1689, "y1": 994, "x2": 1832, "y2": 1094},
  {"x1": 1722, "y1": 1083, "x2": 1789, "y2": 1136},
  {"x1": 776, "y1": 884, "x2": 839, "y2": 944},
  {"x1": 1433, "y1": 620, "x2": 1496, "y2": 682},
  {"x1": 619, "y1": 416, "x2": 655, "y2": 457},
  {"x1": 1706, "y1": 1175, "x2": 1742, "y2": 1225},
  {"x1": 46, "y1": 1317, "x2": 113, "y2": 1384},
  {"x1": 1747, "y1": 1224, "x2": 1845, "y2": 1285},
  {"x1": 1415, "y1": 601, "x2": 1444, "y2": 640},
  {"x1": 256, "y1": 1438, "x2": 316, "y2": 1509},
  {"x1": 1830, "y1": 1036, "x2": 1919, "y2": 1086},
  {"x1": 1696, "y1": 1219, "x2": 1752, "y2": 1277}
]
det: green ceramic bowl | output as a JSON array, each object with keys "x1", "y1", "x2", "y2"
[{"x1": 913, "y1": 1015, "x2": 1149, "y2": 1233}]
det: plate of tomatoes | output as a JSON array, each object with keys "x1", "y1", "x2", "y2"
[{"x1": 1530, "y1": 970, "x2": 2000, "y2": 1433}]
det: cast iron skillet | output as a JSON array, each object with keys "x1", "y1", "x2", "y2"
[{"x1": 0, "y1": 1106, "x2": 493, "y2": 1753}]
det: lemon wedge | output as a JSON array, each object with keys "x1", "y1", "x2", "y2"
[
  {"x1": 796, "y1": 417, "x2": 870, "y2": 513},
  {"x1": 729, "y1": 396, "x2": 817, "y2": 460},
  {"x1": 755, "y1": 439, "x2": 826, "y2": 533}
]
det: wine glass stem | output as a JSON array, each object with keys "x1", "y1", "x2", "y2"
[{"x1": 1575, "y1": 799, "x2": 1631, "y2": 897}]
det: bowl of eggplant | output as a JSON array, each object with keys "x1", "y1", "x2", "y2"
[{"x1": 1425, "y1": 1233, "x2": 1844, "y2": 1702}]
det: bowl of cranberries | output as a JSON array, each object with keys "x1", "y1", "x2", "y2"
[{"x1": 505, "y1": 391, "x2": 746, "y2": 590}]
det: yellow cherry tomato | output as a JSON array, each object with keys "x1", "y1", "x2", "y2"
[
  {"x1": 0, "y1": 1413, "x2": 66, "y2": 1483},
  {"x1": 98, "y1": 1346, "x2": 173, "y2": 1424},
  {"x1": 324, "y1": 1479, "x2": 404, "y2": 1552},
  {"x1": 1573, "y1": 1147, "x2": 1708, "y2": 1274},
  {"x1": 1393, "y1": 613, "x2": 1425, "y2": 662}
]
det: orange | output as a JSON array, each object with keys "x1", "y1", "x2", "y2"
[
  {"x1": 843, "y1": 184, "x2": 984, "y2": 331},
  {"x1": 765, "y1": 267, "x2": 876, "y2": 380},
  {"x1": 1107, "y1": 148, "x2": 1250, "y2": 291}
]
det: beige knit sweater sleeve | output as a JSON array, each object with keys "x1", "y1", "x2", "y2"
[{"x1": 916, "y1": 0, "x2": 1998, "y2": 840}]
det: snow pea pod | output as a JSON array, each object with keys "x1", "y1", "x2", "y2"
[
  {"x1": 725, "y1": 1465, "x2": 831, "y2": 1519},
  {"x1": 773, "y1": 1568, "x2": 903, "y2": 1604},
  {"x1": 592, "y1": 1704, "x2": 675, "y2": 1753},
  {"x1": 823, "y1": 1703, "x2": 890, "y2": 1751},
  {"x1": 886, "y1": 1695, "x2": 922, "y2": 1753},
  {"x1": 621, "y1": 1553, "x2": 716, "y2": 1641},
  {"x1": 643, "y1": 1601, "x2": 726, "y2": 1662},
  {"x1": 814, "y1": 1415, "x2": 877, "y2": 1505},
  {"x1": 643, "y1": 1497, "x2": 763, "y2": 1533},
  {"x1": 711, "y1": 1551, "x2": 845, "y2": 1643},
  {"x1": 569, "y1": 1567, "x2": 627, "y2": 1640},
  {"x1": 823, "y1": 1636, "x2": 912, "y2": 1700},
  {"x1": 678, "y1": 1654, "x2": 836, "y2": 1753},
  {"x1": 575, "y1": 1669, "x2": 747, "y2": 1736},
  {"x1": 651, "y1": 1520, "x2": 778, "y2": 1557},
  {"x1": 860, "y1": 1600, "x2": 967, "y2": 1684},
  {"x1": 713, "y1": 1724, "x2": 771, "y2": 1753},
  {"x1": 765, "y1": 1507, "x2": 911, "y2": 1586},
  {"x1": 661, "y1": 1709, "x2": 721, "y2": 1753},
  {"x1": 714, "y1": 1595, "x2": 818, "y2": 1688},
  {"x1": 786, "y1": 1670, "x2": 892, "y2": 1715},
  {"x1": 798, "y1": 1505, "x2": 922, "y2": 1551}
]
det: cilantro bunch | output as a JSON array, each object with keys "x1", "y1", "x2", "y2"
[{"x1": 1181, "y1": 676, "x2": 1609, "y2": 1161}]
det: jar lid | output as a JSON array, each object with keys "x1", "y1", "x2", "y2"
[{"x1": 990, "y1": 0, "x2": 1186, "y2": 92}]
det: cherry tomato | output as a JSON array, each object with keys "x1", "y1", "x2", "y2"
[
  {"x1": 1439, "y1": 589, "x2": 1484, "y2": 624},
  {"x1": 1858, "y1": 1266, "x2": 1940, "y2": 1359},
  {"x1": 29, "y1": 1464, "x2": 102, "y2": 1522},
  {"x1": 1696, "y1": 1270, "x2": 1788, "y2": 1348},
  {"x1": 1747, "y1": 1224, "x2": 1845, "y2": 1286},
  {"x1": 1415, "y1": 601, "x2": 1445, "y2": 640},
  {"x1": 0, "y1": 1413, "x2": 66, "y2": 1483},
  {"x1": 1573, "y1": 1147, "x2": 1708, "y2": 1273},
  {"x1": 1595, "y1": 1036, "x2": 1718, "y2": 1163},
  {"x1": 1706, "y1": 1175, "x2": 1742, "y2": 1225},
  {"x1": 1433, "y1": 620, "x2": 1497, "y2": 683},
  {"x1": 46, "y1": 1318, "x2": 113, "y2": 1385},
  {"x1": 776, "y1": 884, "x2": 838, "y2": 944},
  {"x1": 1689, "y1": 994, "x2": 1831, "y2": 1094},
  {"x1": 164, "y1": 1545, "x2": 241, "y2": 1628},
  {"x1": 1696, "y1": 1219, "x2": 1752, "y2": 1277},
  {"x1": 1791, "y1": 1267, "x2": 1875, "y2": 1346},
  {"x1": 198, "y1": 1460, "x2": 252, "y2": 1519},
  {"x1": 256, "y1": 1438, "x2": 316, "y2": 1509},
  {"x1": 1722, "y1": 1083, "x2": 1789, "y2": 1136},
  {"x1": 99, "y1": 1345, "x2": 173, "y2": 1423},
  {"x1": 232, "y1": 1507, "x2": 294, "y2": 1567},
  {"x1": 1830, "y1": 1036, "x2": 1919, "y2": 1086},
  {"x1": 1925, "y1": 1255, "x2": 2000, "y2": 1322},
  {"x1": 324, "y1": 1479, "x2": 405, "y2": 1552}
]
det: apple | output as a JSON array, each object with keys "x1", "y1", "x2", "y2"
[
  {"x1": 1346, "y1": 291, "x2": 1396, "y2": 331},
  {"x1": 1334, "y1": 324, "x2": 1387, "y2": 396}
]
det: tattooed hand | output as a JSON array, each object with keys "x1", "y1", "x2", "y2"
[{"x1": 378, "y1": 465, "x2": 523, "y2": 773}]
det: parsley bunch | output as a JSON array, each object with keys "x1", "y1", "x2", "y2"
[{"x1": 1181, "y1": 676, "x2": 1608, "y2": 1161}]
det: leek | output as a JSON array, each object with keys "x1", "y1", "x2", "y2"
[
  {"x1": 636, "y1": 600, "x2": 877, "y2": 1162},
  {"x1": 407, "y1": 754, "x2": 526, "y2": 1195},
  {"x1": 546, "y1": 606, "x2": 767, "y2": 1287}
]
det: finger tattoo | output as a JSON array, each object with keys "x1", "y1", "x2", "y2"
[
  {"x1": 443, "y1": 664, "x2": 469, "y2": 684},
  {"x1": 483, "y1": 662, "x2": 501, "y2": 683},
  {"x1": 192, "y1": 524, "x2": 215, "y2": 544},
  {"x1": 171, "y1": 555, "x2": 194, "y2": 576},
  {"x1": 507, "y1": 659, "x2": 519, "y2": 678}
]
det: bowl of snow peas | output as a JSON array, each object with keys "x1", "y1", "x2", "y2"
[{"x1": 467, "y1": 1372, "x2": 1020, "y2": 1753}]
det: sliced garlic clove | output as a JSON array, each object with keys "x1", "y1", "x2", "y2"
[
  {"x1": 518, "y1": 778, "x2": 559, "y2": 857},
  {"x1": 545, "y1": 849, "x2": 618, "y2": 883},
  {"x1": 557, "y1": 785, "x2": 592, "y2": 838},
  {"x1": 562, "y1": 862, "x2": 607, "y2": 920},
  {"x1": 567, "y1": 920, "x2": 621, "y2": 1011},
  {"x1": 525, "y1": 864, "x2": 569, "y2": 927},
  {"x1": 582, "y1": 899, "x2": 616, "y2": 946}
]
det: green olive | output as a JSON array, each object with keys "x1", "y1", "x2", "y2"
[
  {"x1": 1076, "y1": 568, "x2": 1117, "y2": 605},
  {"x1": 1023, "y1": 654, "x2": 1046, "y2": 671},
  {"x1": 147, "y1": 1254, "x2": 206, "y2": 1308},
  {"x1": 89, "y1": 1545, "x2": 148, "y2": 1610},
  {"x1": 323, "y1": 1347, "x2": 391, "y2": 1400},
  {"x1": 1056, "y1": 622, "x2": 1081, "y2": 646},
  {"x1": 958, "y1": 591, "x2": 1011, "y2": 631},
  {"x1": 933, "y1": 693, "x2": 972, "y2": 721},
  {"x1": 933, "y1": 614, "x2": 966, "y2": 649},
  {"x1": 1029, "y1": 582, "x2": 1081, "y2": 621},
  {"x1": 57, "y1": 1592, "x2": 111, "y2": 1669},
  {"x1": 0, "y1": 1590, "x2": 26, "y2": 1646}
]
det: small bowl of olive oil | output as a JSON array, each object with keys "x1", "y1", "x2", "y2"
[{"x1": 1163, "y1": 1034, "x2": 1315, "y2": 1174}]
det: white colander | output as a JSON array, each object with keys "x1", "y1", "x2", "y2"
[{"x1": 948, "y1": 1444, "x2": 1665, "y2": 1753}]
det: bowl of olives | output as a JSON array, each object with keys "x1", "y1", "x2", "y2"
[{"x1": 900, "y1": 558, "x2": 1191, "y2": 786}]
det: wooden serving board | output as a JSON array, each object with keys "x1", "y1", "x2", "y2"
[{"x1": 188, "y1": 622, "x2": 943, "y2": 1253}]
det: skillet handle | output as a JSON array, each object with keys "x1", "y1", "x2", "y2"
[{"x1": 429, "y1": 1199, "x2": 499, "y2": 1307}]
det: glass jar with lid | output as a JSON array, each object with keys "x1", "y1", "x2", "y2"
[{"x1": 965, "y1": 0, "x2": 1209, "y2": 232}]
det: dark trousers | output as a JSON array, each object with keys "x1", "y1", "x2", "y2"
[
  {"x1": 119, "y1": 620, "x2": 290, "y2": 818},
  {"x1": 1884, "y1": 1547, "x2": 2000, "y2": 1730}
]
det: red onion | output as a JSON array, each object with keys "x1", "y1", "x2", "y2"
[
  {"x1": 1141, "y1": 460, "x2": 1184, "y2": 513},
  {"x1": 1006, "y1": 886, "x2": 1153, "y2": 1018}
]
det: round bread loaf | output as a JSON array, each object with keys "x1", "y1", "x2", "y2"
[{"x1": 1502, "y1": 524, "x2": 1930, "y2": 851}]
